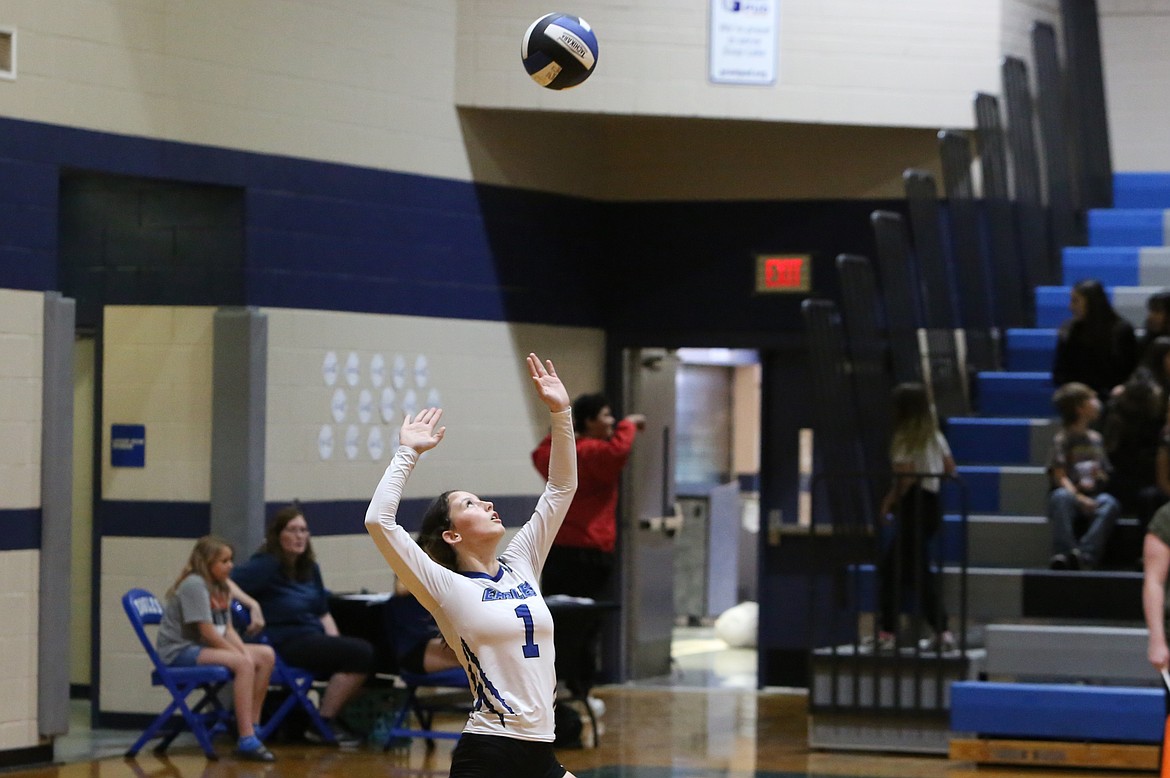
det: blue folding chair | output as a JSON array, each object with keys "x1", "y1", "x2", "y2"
[
  {"x1": 122, "y1": 588, "x2": 234, "y2": 759},
  {"x1": 378, "y1": 594, "x2": 469, "y2": 751},
  {"x1": 382, "y1": 666, "x2": 469, "y2": 750},
  {"x1": 229, "y1": 601, "x2": 336, "y2": 745}
]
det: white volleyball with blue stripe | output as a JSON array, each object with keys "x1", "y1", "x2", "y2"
[{"x1": 521, "y1": 12, "x2": 599, "y2": 90}]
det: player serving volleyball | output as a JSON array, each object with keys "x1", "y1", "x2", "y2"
[{"x1": 365, "y1": 353, "x2": 578, "y2": 778}]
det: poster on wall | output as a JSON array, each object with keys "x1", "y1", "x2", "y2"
[
  {"x1": 709, "y1": 0, "x2": 778, "y2": 85},
  {"x1": 111, "y1": 424, "x2": 146, "y2": 467}
]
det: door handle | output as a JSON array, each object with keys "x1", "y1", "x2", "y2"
[{"x1": 638, "y1": 503, "x2": 683, "y2": 537}]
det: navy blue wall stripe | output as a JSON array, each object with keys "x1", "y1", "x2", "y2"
[
  {"x1": 97, "y1": 501, "x2": 210, "y2": 539},
  {"x1": 0, "y1": 115, "x2": 602, "y2": 327},
  {"x1": 270, "y1": 495, "x2": 542, "y2": 537},
  {"x1": 0, "y1": 509, "x2": 41, "y2": 551}
]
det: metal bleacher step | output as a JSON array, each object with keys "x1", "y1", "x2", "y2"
[
  {"x1": 972, "y1": 373, "x2": 1053, "y2": 418},
  {"x1": 1061, "y1": 245, "x2": 1170, "y2": 286},
  {"x1": 1001, "y1": 329, "x2": 1057, "y2": 372},
  {"x1": 946, "y1": 418, "x2": 1055, "y2": 466},
  {"x1": 964, "y1": 515, "x2": 1048, "y2": 567},
  {"x1": 848, "y1": 563, "x2": 1144, "y2": 623},
  {"x1": 983, "y1": 623, "x2": 1151, "y2": 684},
  {"x1": 947, "y1": 465, "x2": 1048, "y2": 515},
  {"x1": 1035, "y1": 283, "x2": 1160, "y2": 328},
  {"x1": 941, "y1": 514, "x2": 1144, "y2": 570},
  {"x1": 1087, "y1": 207, "x2": 1170, "y2": 247},
  {"x1": 1115, "y1": 172, "x2": 1170, "y2": 209}
]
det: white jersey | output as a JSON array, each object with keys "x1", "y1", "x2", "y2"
[{"x1": 364, "y1": 408, "x2": 577, "y2": 742}]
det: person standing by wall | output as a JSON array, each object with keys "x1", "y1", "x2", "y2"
[
  {"x1": 530, "y1": 394, "x2": 643, "y2": 599},
  {"x1": 531, "y1": 394, "x2": 643, "y2": 707},
  {"x1": 872, "y1": 383, "x2": 957, "y2": 653}
]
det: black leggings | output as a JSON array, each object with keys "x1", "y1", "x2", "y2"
[
  {"x1": 878, "y1": 485, "x2": 946, "y2": 635},
  {"x1": 277, "y1": 632, "x2": 374, "y2": 676}
]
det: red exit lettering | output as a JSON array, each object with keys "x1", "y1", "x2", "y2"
[{"x1": 764, "y1": 257, "x2": 804, "y2": 289}]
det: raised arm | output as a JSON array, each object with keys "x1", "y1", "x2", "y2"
[
  {"x1": 505, "y1": 355, "x2": 577, "y2": 570},
  {"x1": 364, "y1": 407, "x2": 452, "y2": 609}
]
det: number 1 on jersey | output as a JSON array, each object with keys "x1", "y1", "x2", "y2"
[{"x1": 514, "y1": 604, "x2": 540, "y2": 658}]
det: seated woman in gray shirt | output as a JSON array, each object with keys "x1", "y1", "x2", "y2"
[{"x1": 157, "y1": 535, "x2": 277, "y2": 762}]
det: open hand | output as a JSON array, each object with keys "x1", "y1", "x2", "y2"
[
  {"x1": 527, "y1": 353, "x2": 570, "y2": 413},
  {"x1": 400, "y1": 407, "x2": 446, "y2": 454}
]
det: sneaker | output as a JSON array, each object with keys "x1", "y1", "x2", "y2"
[
  {"x1": 235, "y1": 742, "x2": 276, "y2": 762},
  {"x1": 586, "y1": 695, "x2": 606, "y2": 718},
  {"x1": 1069, "y1": 548, "x2": 1085, "y2": 570},
  {"x1": 1049, "y1": 553, "x2": 1069, "y2": 570},
  {"x1": 305, "y1": 720, "x2": 362, "y2": 748},
  {"x1": 861, "y1": 631, "x2": 896, "y2": 652},
  {"x1": 917, "y1": 630, "x2": 957, "y2": 653}
]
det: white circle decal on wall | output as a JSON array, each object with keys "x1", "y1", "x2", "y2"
[
  {"x1": 345, "y1": 352, "x2": 361, "y2": 387},
  {"x1": 358, "y1": 389, "x2": 373, "y2": 423},
  {"x1": 392, "y1": 354, "x2": 407, "y2": 389},
  {"x1": 380, "y1": 387, "x2": 397, "y2": 423},
  {"x1": 331, "y1": 388, "x2": 348, "y2": 423},
  {"x1": 322, "y1": 351, "x2": 339, "y2": 386},
  {"x1": 345, "y1": 425, "x2": 360, "y2": 460},
  {"x1": 370, "y1": 354, "x2": 385, "y2": 387},
  {"x1": 415, "y1": 354, "x2": 429, "y2": 387},
  {"x1": 318, "y1": 425, "x2": 334, "y2": 460},
  {"x1": 427, "y1": 388, "x2": 441, "y2": 407},
  {"x1": 367, "y1": 426, "x2": 384, "y2": 460},
  {"x1": 402, "y1": 389, "x2": 418, "y2": 419}
]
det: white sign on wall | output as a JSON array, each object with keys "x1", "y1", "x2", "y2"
[{"x1": 709, "y1": 0, "x2": 778, "y2": 86}]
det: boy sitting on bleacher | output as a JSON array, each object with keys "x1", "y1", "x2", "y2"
[{"x1": 1047, "y1": 382, "x2": 1122, "y2": 570}]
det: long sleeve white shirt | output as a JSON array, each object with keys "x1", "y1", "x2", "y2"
[{"x1": 364, "y1": 408, "x2": 577, "y2": 742}]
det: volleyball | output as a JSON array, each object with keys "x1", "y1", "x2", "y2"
[{"x1": 521, "y1": 13, "x2": 599, "y2": 90}]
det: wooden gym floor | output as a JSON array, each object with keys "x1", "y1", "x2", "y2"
[{"x1": 5, "y1": 631, "x2": 1143, "y2": 778}]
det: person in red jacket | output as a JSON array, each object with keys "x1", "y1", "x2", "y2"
[
  {"x1": 531, "y1": 393, "x2": 643, "y2": 713},
  {"x1": 531, "y1": 393, "x2": 644, "y2": 598}
]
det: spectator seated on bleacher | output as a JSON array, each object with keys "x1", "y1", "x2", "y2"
[
  {"x1": 1046, "y1": 382, "x2": 1121, "y2": 571},
  {"x1": 1051, "y1": 279, "x2": 1138, "y2": 406},
  {"x1": 1103, "y1": 372, "x2": 1165, "y2": 523},
  {"x1": 1135, "y1": 289, "x2": 1170, "y2": 367}
]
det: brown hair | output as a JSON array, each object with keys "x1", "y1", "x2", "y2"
[
  {"x1": 890, "y1": 382, "x2": 937, "y2": 454},
  {"x1": 417, "y1": 491, "x2": 457, "y2": 571},
  {"x1": 1053, "y1": 381, "x2": 1096, "y2": 425},
  {"x1": 167, "y1": 535, "x2": 232, "y2": 604},
  {"x1": 263, "y1": 502, "x2": 316, "y2": 581}
]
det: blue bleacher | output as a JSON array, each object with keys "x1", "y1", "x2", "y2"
[
  {"x1": 1002, "y1": 328, "x2": 1056, "y2": 372},
  {"x1": 1087, "y1": 208, "x2": 1167, "y2": 247},
  {"x1": 1114, "y1": 173, "x2": 1170, "y2": 209},
  {"x1": 973, "y1": 373, "x2": 1052, "y2": 418},
  {"x1": 1060, "y1": 246, "x2": 1141, "y2": 285},
  {"x1": 951, "y1": 682, "x2": 1163, "y2": 743},
  {"x1": 947, "y1": 418, "x2": 1034, "y2": 464},
  {"x1": 947, "y1": 171, "x2": 1170, "y2": 752}
]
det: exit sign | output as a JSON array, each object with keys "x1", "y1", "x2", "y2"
[{"x1": 755, "y1": 254, "x2": 810, "y2": 293}]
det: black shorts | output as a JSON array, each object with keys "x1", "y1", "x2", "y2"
[
  {"x1": 277, "y1": 633, "x2": 374, "y2": 676},
  {"x1": 449, "y1": 733, "x2": 566, "y2": 778}
]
